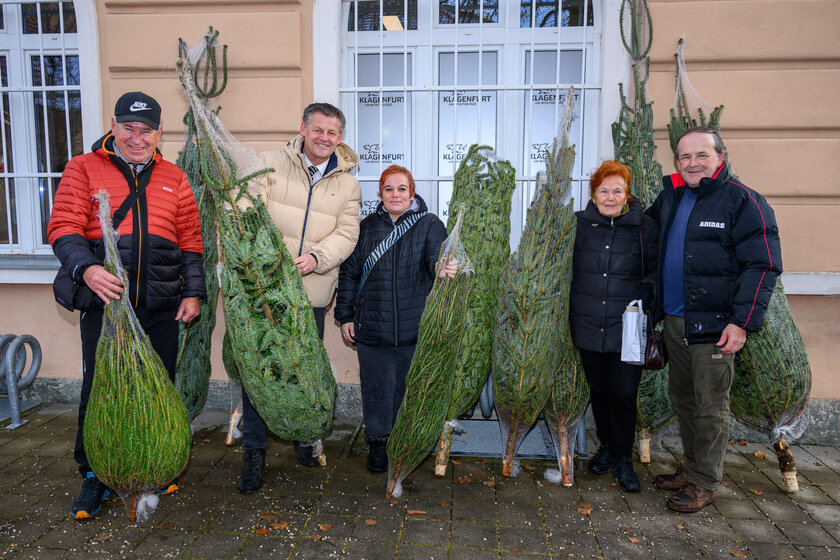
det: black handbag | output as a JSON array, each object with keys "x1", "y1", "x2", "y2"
[
  {"x1": 52, "y1": 183, "x2": 148, "y2": 312},
  {"x1": 644, "y1": 312, "x2": 668, "y2": 370},
  {"x1": 639, "y1": 226, "x2": 668, "y2": 370}
]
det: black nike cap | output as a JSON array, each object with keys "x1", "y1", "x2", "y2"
[{"x1": 113, "y1": 91, "x2": 161, "y2": 130}]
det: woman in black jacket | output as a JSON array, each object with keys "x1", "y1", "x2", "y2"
[
  {"x1": 335, "y1": 165, "x2": 455, "y2": 473},
  {"x1": 569, "y1": 160, "x2": 658, "y2": 492}
]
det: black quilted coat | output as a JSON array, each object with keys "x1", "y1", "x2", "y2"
[
  {"x1": 334, "y1": 195, "x2": 447, "y2": 347},
  {"x1": 569, "y1": 199, "x2": 658, "y2": 353},
  {"x1": 646, "y1": 164, "x2": 782, "y2": 344}
]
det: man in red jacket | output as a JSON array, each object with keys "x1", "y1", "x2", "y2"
[{"x1": 48, "y1": 91, "x2": 205, "y2": 520}]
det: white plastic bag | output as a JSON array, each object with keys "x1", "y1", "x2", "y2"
[{"x1": 621, "y1": 299, "x2": 647, "y2": 365}]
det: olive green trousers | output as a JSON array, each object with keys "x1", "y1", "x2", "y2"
[{"x1": 663, "y1": 315, "x2": 735, "y2": 491}]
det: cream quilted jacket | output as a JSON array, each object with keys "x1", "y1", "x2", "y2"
[{"x1": 258, "y1": 135, "x2": 362, "y2": 307}]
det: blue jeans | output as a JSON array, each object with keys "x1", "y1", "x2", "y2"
[{"x1": 357, "y1": 343, "x2": 417, "y2": 440}]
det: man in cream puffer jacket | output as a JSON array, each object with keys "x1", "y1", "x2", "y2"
[{"x1": 237, "y1": 102, "x2": 361, "y2": 492}]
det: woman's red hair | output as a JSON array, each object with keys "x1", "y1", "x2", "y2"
[
  {"x1": 589, "y1": 160, "x2": 632, "y2": 200},
  {"x1": 379, "y1": 165, "x2": 416, "y2": 197}
]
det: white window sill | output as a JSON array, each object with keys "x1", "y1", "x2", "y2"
[{"x1": 0, "y1": 255, "x2": 60, "y2": 284}]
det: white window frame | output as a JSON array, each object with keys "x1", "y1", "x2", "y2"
[
  {"x1": 333, "y1": 0, "x2": 613, "y2": 248},
  {"x1": 0, "y1": 0, "x2": 101, "y2": 283},
  {"x1": 310, "y1": 1, "x2": 840, "y2": 296}
]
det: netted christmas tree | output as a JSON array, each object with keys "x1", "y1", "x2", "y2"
[
  {"x1": 434, "y1": 145, "x2": 515, "y2": 476},
  {"x1": 176, "y1": 42, "x2": 336, "y2": 446},
  {"x1": 173, "y1": 28, "x2": 228, "y2": 420},
  {"x1": 386, "y1": 208, "x2": 473, "y2": 498},
  {"x1": 493, "y1": 88, "x2": 577, "y2": 477},
  {"x1": 540, "y1": 96, "x2": 589, "y2": 486},
  {"x1": 668, "y1": 40, "x2": 811, "y2": 492},
  {"x1": 610, "y1": 0, "x2": 674, "y2": 462},
  {"x1": 84, "y1": 192, "x2": 192, "y2": 522}
]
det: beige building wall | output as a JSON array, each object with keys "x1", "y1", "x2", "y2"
[
  {"x1": 646, "y1": 0, "x2": 840, "y2": 399},
  {"x1": 1, "y1": 1, "x2": 323, "y2": 384},
  {"x1": 2, "y1": 0, "x2": 837, "y2": 403}
]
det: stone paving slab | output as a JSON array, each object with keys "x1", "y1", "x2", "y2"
[{"x1": 1, "y1": 404, "x2": 839, "y2": 559}]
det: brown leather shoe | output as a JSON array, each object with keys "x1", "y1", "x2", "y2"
[
  {"x1": 666, "y1": 483, "x2": 716, "y2": 513},
  {"x1": 654, "y1": 468, "x2": 688, "y2": 491}
]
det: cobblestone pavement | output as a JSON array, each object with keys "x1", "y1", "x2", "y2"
[{"x1": 1, "y1": 404, "x2": 838, "y2": 559}]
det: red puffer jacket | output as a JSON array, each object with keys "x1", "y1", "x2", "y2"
[{"x1": 48, "y1": 133, "x2": 205, "y2": 311}]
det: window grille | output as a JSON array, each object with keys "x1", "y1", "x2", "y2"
[
  {"x1": 0, "y1": 1, "x2": 81, "y2": 254},
  {"x1": 340, "y1": 0, "x2": 600, "y2": 248}
]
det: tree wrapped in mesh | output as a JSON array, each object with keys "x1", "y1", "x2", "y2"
[
  {"x1": 493, "y1": 88, "x2": 576, "y2": 478},
  {"x1": 386, "y1": 208, "x2": 473, "y2": 498},
  {"x1": 174, "y1": 29, "x2": 229, "y2": 420},
  {"x1": 519, "y1": 92, "x2": 586, "y2": 484},
  {"x1": 667, "y1": 41, "x2": 811, "y2": 492},
  {"x1": 176, "y1": 50, "x2": 336, "y2": 444},
  {"x1": 84, "y1": 192, "x2": 191, "y2": 522},
  {"x1": 541, "y1": 101, "x2": 589, "y2": 487},
  {"x1": 610, "y1": 0, "x2": 674, "y2": 462},
  {"x1": 434, "y1": 145, "x2": 515, "y2": 477}
]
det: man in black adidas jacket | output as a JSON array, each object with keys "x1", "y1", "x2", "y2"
[{"x1": 646, "y1": 127, "x2": 782, "y2": 513}]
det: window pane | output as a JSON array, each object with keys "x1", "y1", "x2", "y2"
[
  {"x1": 39, "y1": 177, "x2": 59, "y2": 244},
  {"x1": 0, "y1": 56, "x2": 15, "y2": 245},
  {"x1": 440, "y1": 0, "x2": 499, "y2": 24},
  {"x1": 22, "y1": 2, "x2": 76, "y2": 34},
  {"x1": 348, "y1": 0, "x2": 418, "y2": 31},
  {"x1": 1, "y1": 179, "x2": 18, "y2": 245},
  {"x1": 0, "y1": 6, "x2": 5, "y2": 30},
  {"x1": 31, "y1": 55, "x2": 83, "y2": 172},
  {"x1": 355, "y1": 54, "x2": 412, "y2": 194},
  {"x1": 520, "y1": 0, "x2": 594, "y2": 27},
  {"x1": 438, "y1": 52, "x2": 497, "y2": 215},
  {"x1": 523, "y1": 51, "x2": 582, "y2": 177},
  {"x1": 27, "y1": 50, "x2": 83, "y2": 245}
]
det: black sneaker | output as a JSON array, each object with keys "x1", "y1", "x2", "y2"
[
  {"x1": 238, "y1": 448, "x2": 266, "y2": 493},
  {"x1": 156, "y1": 477, "x2": 180, "y2": 495},
  {"x1": 71, "y1": 471, "x2": 111, "y2": 520},
  {"x1": 610, "y1": 455, "x2": 640, "y2": 492},
  {"x1": 366, "y1": 439, "x2": 388, "y2": 473},
  {"x1": 294, "y1": 441, "x2": 317, "y2": 467},
  {"x1": 588, "y1": 445, "x2": 611, "y2": 475}
]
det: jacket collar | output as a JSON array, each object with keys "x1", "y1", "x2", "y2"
[
  {"x1": 285, "y1": 134, "x2": 360, "y2": 178},
  {"x1": 376, "y1": 194, "x2": 429, "y2": 224},
  {"x1": 578, "y1": 198, "x2": 643, "y2": 226},
  {"x1": 92, "y1": 132, "x2": 162, "y2": 166},
  {"x1": 667, "y1": 161, "x2": 729, "y2": 193}
]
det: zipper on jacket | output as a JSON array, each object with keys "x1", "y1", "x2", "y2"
[
  {"x1": 296, "y1": 157, "x2": 343, "y2": 257},
  {"x1": 132, "y1": 170, "x2": 143, "y2": 307},
  {"x1": 391, "y1": 220, "x2": 399, "y2": 346},
  {"x1": 298, "y1": 172, "x2": 315, "y2": 257}
]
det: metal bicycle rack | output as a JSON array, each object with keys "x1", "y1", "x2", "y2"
[{"x1": 1, "y1": 334, "x2": 42, "y2": 430}]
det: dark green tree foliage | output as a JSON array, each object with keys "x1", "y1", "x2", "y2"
[
  {"x1": 85, "y1": 193, "x2": 191, "y2": 521},
  {"x1": 446, "y1": 146, "x2": 515, "y2": 418},
  {"x1": 612, "y1": 0, "x2": 661, "y2": 209},
  {"x1": 667, "y1": 41, "x2": 810, "y2": 490},
  {"x1": 731, "y1": 280, "x2": 810, "y2": 434},
  {"x1": 542, "y1": 127, "x2": 589, "y2": 487},
  {"x1": 174, "y1": 28, "x2": 229, "y2": 420},
  {"x1": 433, "y1": 146, "x2": 516, "y2": 474},
  {"x1": 493, "y1": 89, "x2": 576, "y2": 477},
  {"x1": 176, "y1": 48, "x2": 335, "y2": 443},
  {"x1": 386, "y1": 208, "x2": 473, "y2": 498},
  {"x1": 611, "y1": 0, "x2": 674, "y2": 456}
]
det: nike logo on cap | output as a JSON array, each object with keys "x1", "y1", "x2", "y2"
[{"x1": 129, "y1": 101, "x2": 151, "y2": 112}]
